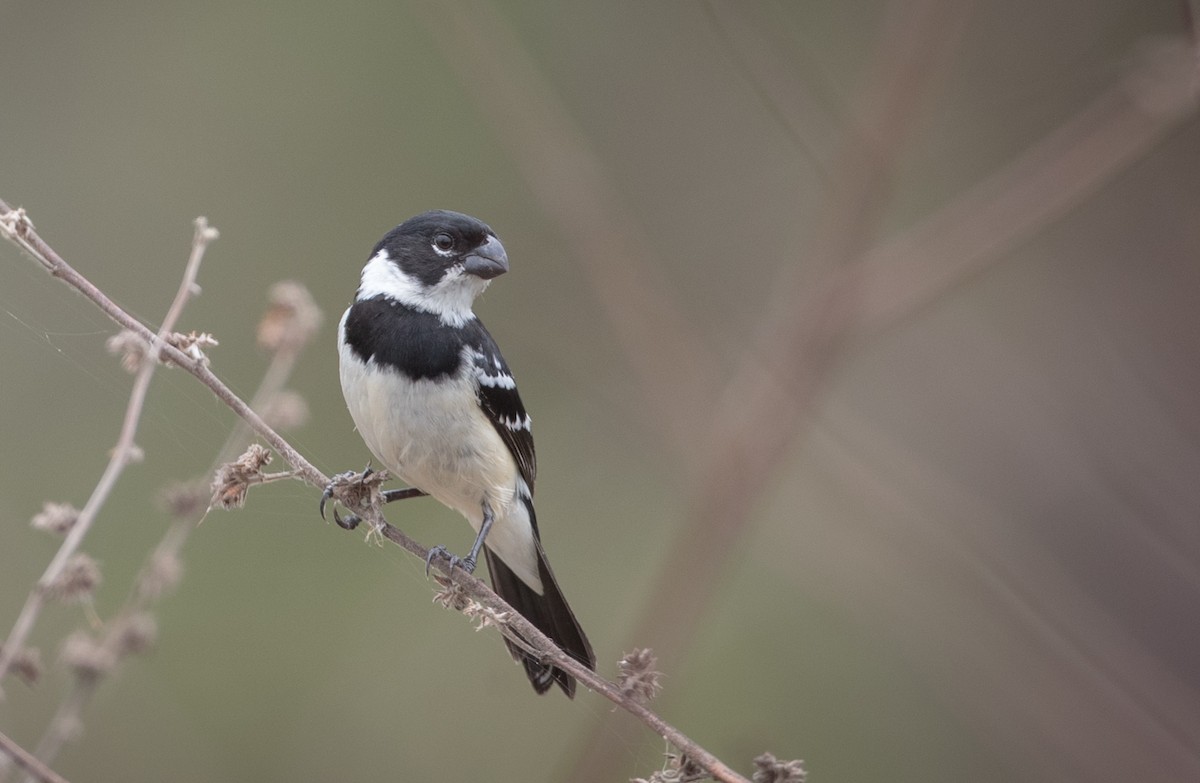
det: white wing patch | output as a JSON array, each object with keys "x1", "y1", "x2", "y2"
[
  {"x1": 468, "y1": 346, "x2": 517, "y2": 389},
  {"x1": 477, "y1": 371, "x2": 516, "y2": 389},
  {"x1": 501, "y1": 413, "x2": 532, "y2": 431}
]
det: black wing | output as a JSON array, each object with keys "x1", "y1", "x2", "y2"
[{"x1": 467, "y1": 323, "x2": 537, "y2": 492}]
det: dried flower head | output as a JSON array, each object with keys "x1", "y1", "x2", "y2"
[
  {"x1": 432, "y1": 574, "x2": 471, "y2": 612},
  {"x1": 257, "y1": 280, "x2": 322, "y2": 353},
  {"x1": 1, "y1": 645, "x2": 42, "y2": 685},
  {"x1": 752, "y1": 753, "x2": 806, "y2": 783},
  {"x1": 107, "y1": 329, "x2": 150, "y2": 373},
  {"x1": 0, "y1": 206, "x2": 35, "y2": 238},
  {"x1": 166, "y1": 330, "x2": 219, "y2": 365},
  {"x1": 618, "y1": 647, "x2": 663, "y2": 704},
  {"x1": 139, "y1": 550, "x2": 184, "y2": 600},
  {"x1": 457, "y1": 599, "x2": 515, "y2": 634},
  {"x1": 632, "y1": 749, "x2": 706, "y2": 783},
  {"x1": 211, "y1": 444, "x2": 273, "y2": 510},
  {"x1": 30, "y1": 501, "x2": 80, "y2": 536},
  {"x1": 42, "y1": 554, "x2": 102, "y2": 603},
  {"x1": 113, "y1": 612, "x2": 158, "y2": 657},
  {"x1": 158, "y1": 480, "x2": 209, "y2": 519},
  {"x1": 261, "y1": 389, "x2": 310, "y2": 431},
  {"x1": 61, "y1": 631, "x2": 115, "y2": 681},
  {"x1": 193, "y1": 215, "x2": 220, "y2": 243}
]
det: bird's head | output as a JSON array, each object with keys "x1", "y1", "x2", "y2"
[{"x1": 356, "y1": 210, "x2": 509, "y2": 327}]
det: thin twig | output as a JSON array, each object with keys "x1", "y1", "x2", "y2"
[
  {"x1": 0, "y1": 201, "x2": 753, "y2": 783},
  {"x1": 0, "y1": 731, "x2": 69, "y2": 783},
  {"x1": 0, "y1": 214, "x2": 217, "y2": 693}
]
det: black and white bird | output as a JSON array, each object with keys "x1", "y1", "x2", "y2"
[{"x1": 332, "y1": 210, "x2": 595, "y2": 696}]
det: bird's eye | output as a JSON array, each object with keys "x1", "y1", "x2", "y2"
[{"x1": 433, "y1": 233, "x2": 454, "y2": 252}]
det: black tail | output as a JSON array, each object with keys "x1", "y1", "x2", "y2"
[{"x1": 484, "y1": 541, "x2": 595, "y2": 697}]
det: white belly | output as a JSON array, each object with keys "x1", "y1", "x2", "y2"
[{"x1": 338, "y1": 318, "x2": 542, "y2": 591}]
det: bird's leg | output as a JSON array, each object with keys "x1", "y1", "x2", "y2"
[
  {"x1": 383, "y1": 487, "x2": 427, "y2": 503},
  {"x1": 462, "y1": 502, "x2": 495, "y2": 573},
  {"x1": 425, "y1": 502, "x2": 494, "y2": 577}
]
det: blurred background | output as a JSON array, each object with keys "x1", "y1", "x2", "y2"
[{"x1": 2, "y1": 1, "x2": 1199, "y2": 781}]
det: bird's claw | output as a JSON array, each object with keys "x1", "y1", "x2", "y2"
[
  {"x1": 425, "y1": 546, "x2": 477, "y2": 577},
  {"x1": 318, "y1": 486, "x2": 333, "y2": 520}
]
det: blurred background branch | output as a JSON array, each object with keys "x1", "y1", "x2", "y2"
[
  {"x1": 0, "y1": 731, "x2": 68, "y2": 783},
  {"x1": 567, "y1": 1, "x2": 973, "y2": 775},
  {"x1": 14, "y1": 281, "x2": 322, "y2": 780},
  {"x1": 854, "y1": 37, "x2": 1200, "y2": 334},
  {"x1": 0, "y1": 217, "x2": 217, "y2": 698}
]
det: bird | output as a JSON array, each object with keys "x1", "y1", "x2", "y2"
[{"x1": 329, "y1": 209, "x2": 595, "y2": 696}]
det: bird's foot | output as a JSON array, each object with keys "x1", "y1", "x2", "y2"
[{"x1": 425, "y1": 545, "x2": 478, "y2": 577}]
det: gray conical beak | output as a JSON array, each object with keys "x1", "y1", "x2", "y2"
[{"x1": 462, "y1": 236, "x2": 509, "y2": 280}]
